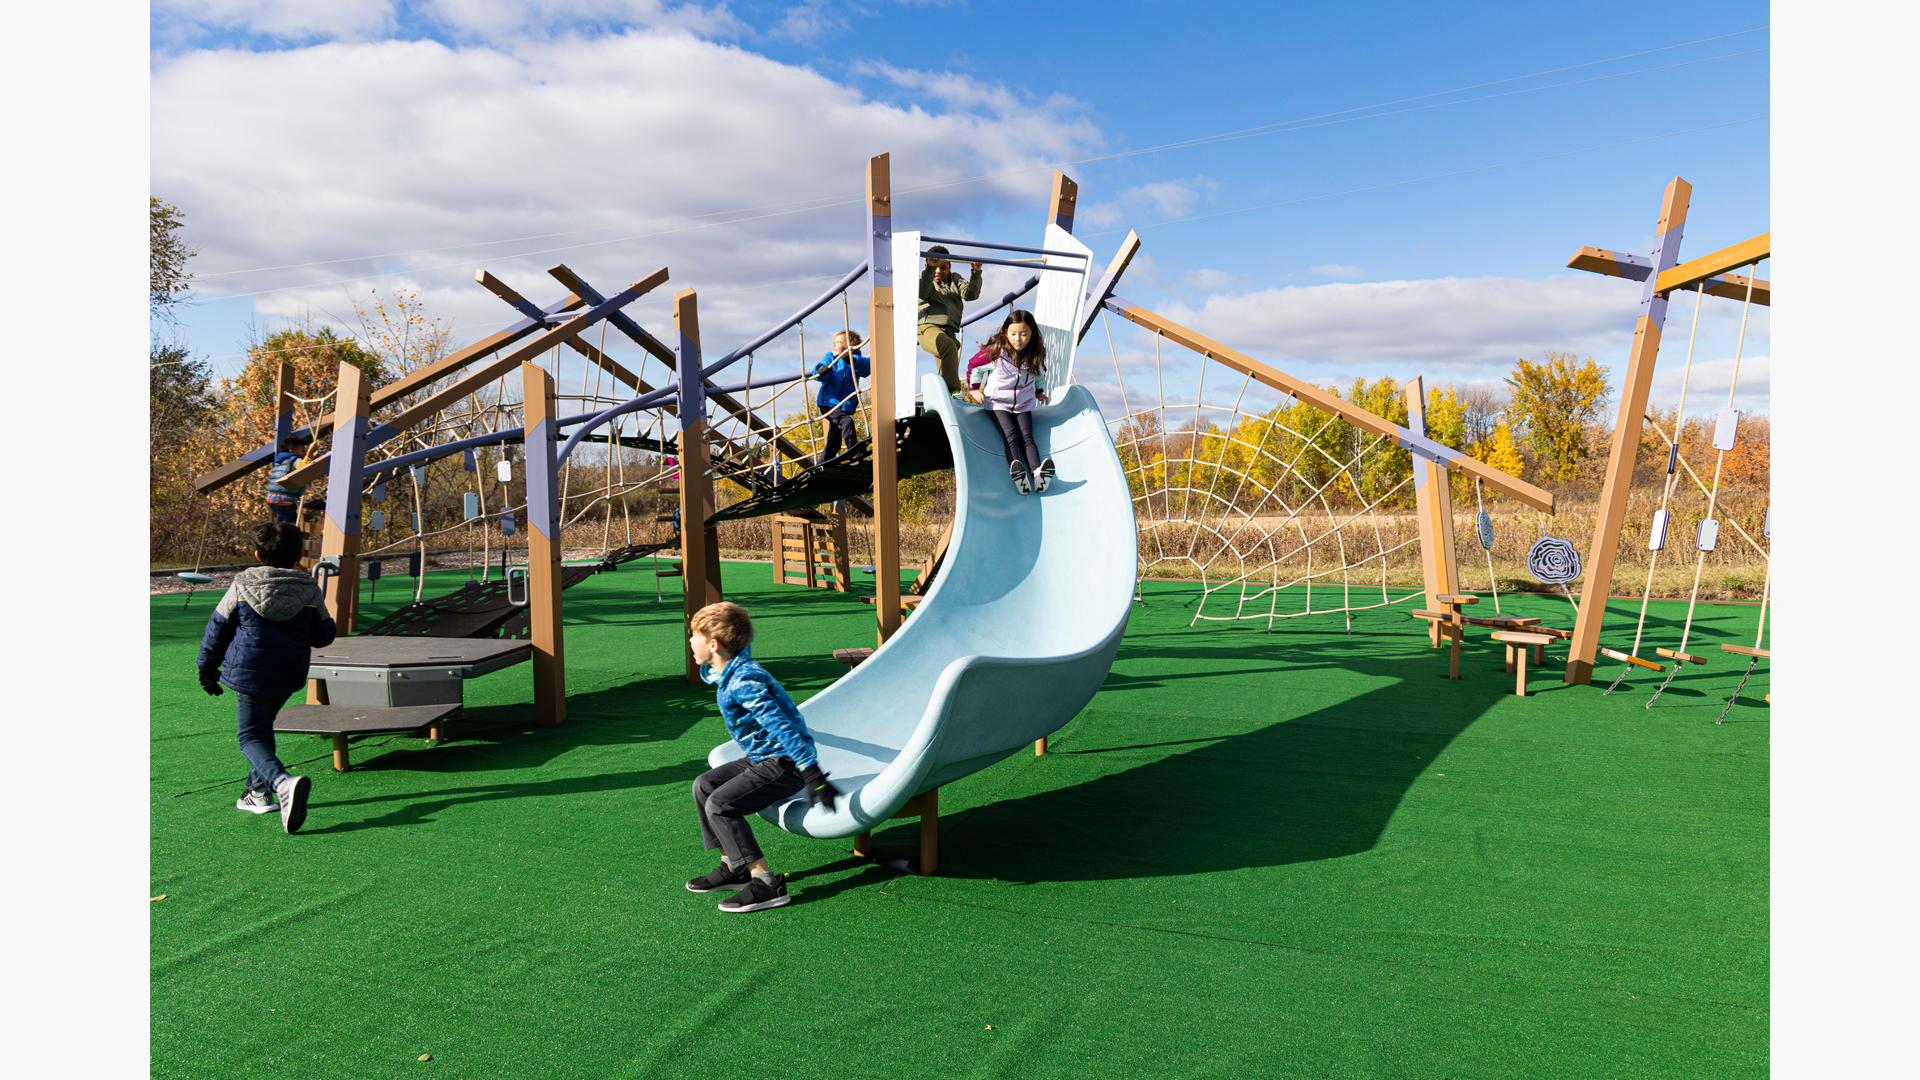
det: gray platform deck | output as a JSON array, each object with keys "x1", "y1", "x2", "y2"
[
  {"x1": 274, "y1": 702, "x2": 461, "y2": 736},
  {"x1": 311, "y1": 636, "x2": 532, "y2": 670}
]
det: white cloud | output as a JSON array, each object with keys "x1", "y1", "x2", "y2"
[
  {"x1": 417, "y1": 0, "x2": 744, "y2": 43},
  {"x1": 771, "y1": 1, "x2": 847, "y2": 43},
  {"x1": 153, "y1": 31, "x2": 1106, "y2": 373},
  {"x1": 1081, "y1": 178, "x2": 1210, "y2": 230},
  {"x1": 153, "y1": 0, "x2": 398, "y2": 42},
  {"x1": 1307, "y1": 263, "x2": 1365, "y2": 280},
  {"x1": 1181, "y1": 268, "x2": 1237, "y2": 291}
]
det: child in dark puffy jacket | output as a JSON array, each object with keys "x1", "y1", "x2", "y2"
[
  {"x1": 265, "y1": 431, "x2": 313, "y2": 525},
  {"x1": 683, "y1": 601, "x2": 841, "y2": 913},
  {"x1": 196, "y1": 521, "x2": 336, "y2": 834}
]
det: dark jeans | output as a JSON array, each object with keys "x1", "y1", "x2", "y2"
[
  {"x1": 692, "y1": 757, "x2": 805, "y2": 868},
  {"x1": 269, "y1": 502, "x2": 297, "y2": 525},
  {"x1": 236, "y1": 691, "x2": 292, "y2": 793},
  {"x1": 989, "y1": 408, "x2": 1041, "y2": 472},
  {"x1": 821, "y1": 403, "x2": 858, "y2": 461}
]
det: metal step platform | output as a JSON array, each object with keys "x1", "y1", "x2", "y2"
[{"x1": 275, "y1": 702, "x2": 462, "y2": 772}]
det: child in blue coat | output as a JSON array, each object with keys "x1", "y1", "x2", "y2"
[
  {"x1": 265, "y1": 431, "x2": 313, "y2": 524},
  {"x1": 196, "y1": 522, "x2": 336, "y2": 833},
  {"x1": 684, "y1": 601, "x2": 841, "y2": 913},
  {"x1": 810, "y1": 329, "x2": 869, "y2": 463}
]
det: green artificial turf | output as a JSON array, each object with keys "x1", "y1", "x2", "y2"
[{"x1": 151, "y1": 563, "x2": 1768, "y2": 1078}]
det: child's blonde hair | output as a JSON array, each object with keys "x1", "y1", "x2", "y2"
[
  {"x1": 691, "y1": 601, "x2": 754, "y2": 653},
  {"x1": 834, "y1": 329, "x2": 864, "y2": 350}
]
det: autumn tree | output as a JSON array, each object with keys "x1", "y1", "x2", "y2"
[{"x1": 1503, "y1": 352, "x2": 1611, "y2": 483}]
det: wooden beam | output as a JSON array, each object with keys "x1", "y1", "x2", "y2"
[
  {"x1": 1048, "y1": 170, "x2": 1078, "y2": 232},
  {"x1": 676, "y1": 289, "x2": 723, "y2": 682},
  {"x1": 1076, "y1": 230, "x2": 1142, "y2": 345},
  {"x1": 1106, "y1": 300, "x2": 1556, "y2": 512},
  {"x1": 477, "y1": 271, "x2": 645, "y2": 389},
  {"x1": 191, "y1": 285, "x2": 584, "y2": 494},
  {"x1": 316, "y1": 361, "x2": 371, "y2": 636},
  {"x1": 867, "y1": 153, "x2": 903, "y2": 645},
  {"x1": 1655, "y1": 231, "x2": 1770, "y2": 297},
  {"x1": 1566, "y1": 246, "x2": 1771, "y2": 307},
  {"x1": 522, "y1": 361, "x2": 567, "y2": 726},
  {"x1": 1567, "y1": 177, "x2": 1692, "y2": 685},
  {"x1": 279, "y1": 267, "x2": 669, "y2": 490},
  {"x1": 1407, "y1": 377, "x2": 1461, "y2": 648}
]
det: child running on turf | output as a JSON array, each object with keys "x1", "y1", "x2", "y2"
[
  {"x1": 265, "y1": 430, "x2": 313, "y2": 525},
  {"x1": 918, "y1": 245, "x2": 983, "y2": 395},
  {"x1": 810, "y1": 329, "x2": 869, "y2": 462},
  {"x1": 196, "y1": 521, "x2": 335, "y2": 834},
  {"x1": 978, "y1": 309, "x2": 1053, "y2": 494},
  {"x1": 684, "y1": 601, "x2": 842, "y2": 913}
]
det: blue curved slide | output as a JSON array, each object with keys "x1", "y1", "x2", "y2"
[{"x1": 709, "y1": 374, "x2": 1137, "y2": 838}]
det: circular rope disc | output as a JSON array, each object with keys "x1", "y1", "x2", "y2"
[
  {"x1": 1527, "y1": 535, "x2": 1582, "y2": 585},
  {"x1": 1475, "y1": 511, "x2": 1495, "y2": 552}
]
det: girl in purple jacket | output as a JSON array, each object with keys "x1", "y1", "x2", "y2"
[{"x1": 976, "y1": 310, "x2": 1053, "y2": 494}]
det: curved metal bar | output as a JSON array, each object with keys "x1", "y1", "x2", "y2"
[
  {"x1": 559, "y1": 260, "x2": 870, "y2": 464},
  {"x1": 961, "y1": 275, "x2": 1041, "y2": 329},
  {"x1": 922, "y1": 236, "x2": 1091, "y2": 260}
]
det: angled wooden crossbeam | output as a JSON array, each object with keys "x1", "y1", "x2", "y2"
[
  {"x1": 279, "y1": 267, "x2": 670, "y2": 490},
  {"x1": 1102, "y1": 297, "x2": 1556, "y2": 512},
  {"x1": 1567, "y1": 234, "x2": 1770, "y2": 306},
  {"x1": 551, "y1": 263, "x2": 873, "y2": 517},
  {"x1": 1076, "y1": 230, "x2": 1141, "y2": 345},
  {"x1": 191, "y1": 283, "x2": 585, "y2": 494},
  {"x1": 476, "y1": 270, "x2": 645, "y2": 389}
]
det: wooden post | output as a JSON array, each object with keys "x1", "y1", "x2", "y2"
[
  {"x1": 676, "y1": 289, "x2": 722, "y2": 681},
  {"x1": 1049, "y1": 170, "x2": 1078, "y2": 231},
  {"x1": 331, "y1": 735, "x2": 350, "y2": 773},
  {"x1": 1407, "y1": 377, "x2": 1460, "y2": 647},
  {"x1": 272, "y1": 360, "x2": 295, "y2": 457},
  {"x1": 918, "y1": 787, "x2": 939, "y2": 875},
  {"x1": 1566, "y1": 178, "x2": 1692, "y2": 684},
  {"x1": 317, "y1": 361, "x2": 370, "y2": 634},
  {"x1": 828, "y1": 508, "x2": 851, "y2": 592},
  {"x1": 867, "y1": 154, "x2": 903, "y2": 645},
  {"x1": 522, "y1": 361, "x2": 567, "y2": 726}
]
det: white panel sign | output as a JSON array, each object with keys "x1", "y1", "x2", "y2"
[
  {"x1": 1712, "y1": 406, "x2": 1739, "y2": 451},
  {"x1": 890, "y1": 229, "x2": 921, "y2": 419},
  {"x1": 1033, "y1": 224, "x2": 1093, "y2": 401}
]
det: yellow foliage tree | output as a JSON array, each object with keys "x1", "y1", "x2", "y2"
[{"x1": 1503, "y1": 352, "x2": 1611, "y2": 482}]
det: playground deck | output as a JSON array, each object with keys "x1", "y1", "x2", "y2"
[{"x1": 150, "y1": 562, "x2": 1767, "y2": 1077}]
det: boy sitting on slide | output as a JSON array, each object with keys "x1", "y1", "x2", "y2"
[{"x1": 684, "y1": 602, "x2": 841, "y2": 913}]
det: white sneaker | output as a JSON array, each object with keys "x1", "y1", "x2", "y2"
[
  {"x1": 1010, "y1": 460, "x2": 1031, "y2": 495},
  {"x1": 274, "y1": 774, "x2": 312, "y2": 834},
  {"x1": 235, "y1": 789, "x2": 279, "y2": 815},
  {"x1": 1035, "y1": 457, "x2": 1056, "y2": 493}
]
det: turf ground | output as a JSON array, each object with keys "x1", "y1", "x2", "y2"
[{"x1": 151, "y1": 562, "x2": 1768, "y2": 1077}]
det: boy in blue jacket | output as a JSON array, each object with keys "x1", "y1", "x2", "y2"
[
  {"x1": 196, "y1": 521, "x2": 336, "y2": 834},
  {"x1": 810, "y1": 329, "x2": 869, "y2": 463},
  {"x1": 684, "y1": 601, "x2": 841, "y2": 913},
  {"x1": 265, "y1": 431, "x2": 313, "y2": 525}
]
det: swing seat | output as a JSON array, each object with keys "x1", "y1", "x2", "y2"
[
  {"x1": 1599, "y1": 647, "x2": 1665, "y2": 672},
  {"x1": 176, "y1": 572, "x2": 214, "y2": 585},
  {"x1": 1656, "y1": 647, "x2": 1708, "y2": 665},
  {"x1": 1720, "y1": 644, "x2": 1771, "y2": 659}
]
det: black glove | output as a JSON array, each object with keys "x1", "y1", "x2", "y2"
[
  {"x1": 800, "y1": 764, "x2": 840, "y2": 812},
  {"x1": 199, "y1": 669, "x2": 224, "y2": 697}
]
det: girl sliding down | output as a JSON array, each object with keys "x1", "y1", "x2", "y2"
[{"x1": 977, "y1": 310, "x2": 1054, "y2": 494}]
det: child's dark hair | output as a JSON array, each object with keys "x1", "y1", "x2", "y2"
[
  {"x1": 925, "y1": 245, "x2": 951, "y2": 261},
  {"x1": 986, "y1": 310, "x2": 1047, "y2": 375},
  {"x1": 281, "y1": 432, "x2": 313, "y2": 453},
  {"x1": 253, "y1": 522, "x2": 305, "y2": 568}
]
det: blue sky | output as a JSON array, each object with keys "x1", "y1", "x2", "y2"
[{"x1": 150, "y1": 1, "x2": 1770, "y2": 414}]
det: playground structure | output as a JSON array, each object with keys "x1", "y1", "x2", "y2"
[
  {"x1": 179, "y1": 154, "x2": 1769, "y2": 867},
  {"x1": 1558, "y1": 178, "x2": 1770, "y2": 698}
]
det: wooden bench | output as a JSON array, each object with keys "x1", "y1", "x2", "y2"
[
  {"x1": 832, "y1": 647, "x2": 875, "y2": 668},
  {"x1": 1490, "y1": 631, "x2": 1555, "y2": 697},
  {"x1": 1721, "y1": 643, "x2": 1771, "y2": 659}
]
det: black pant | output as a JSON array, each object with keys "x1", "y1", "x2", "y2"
[
  {"x1": 692, "y1": 757, "x2": 805, "y2": 867},
  {"x1": 821, "y1": 403, "x2": 858, "y2": 461},
  {"x1": 990, "y1": 408, "x2": 1041, "y2": 472}
]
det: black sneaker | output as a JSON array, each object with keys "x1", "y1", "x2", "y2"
[
  {"x1": 274, "y1": 774, "x2": 311, "y2": 834},
  {"x1": 685, "y1": 862, "x2": 752, "y2": 893},
  {"x1": 1010, "y1": 460, "x2": 1031, "y2": 495},
  {"x1": 1035, "y1": 457, "x2": 1056, "y2": 493},
  {"x1": 717, "y1": 874, "x2": 791, "y2": 913}
]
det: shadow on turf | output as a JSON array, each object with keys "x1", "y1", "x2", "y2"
[{"x1": 921, "y1": 624, "x2": 1761, "y2": 884}]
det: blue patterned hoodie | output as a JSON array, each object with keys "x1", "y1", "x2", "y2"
[{"x1": 702, "y1": 646, "x2": 819, "y2": 769}]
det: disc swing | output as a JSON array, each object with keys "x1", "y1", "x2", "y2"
[{"x1": 1472, "y1": 477, "x2": 1500, "y2": 615}]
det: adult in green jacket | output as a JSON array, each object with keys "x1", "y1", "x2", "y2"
[{"x1": 918, "y1": 245, "x2": 982, "y2": 393}]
